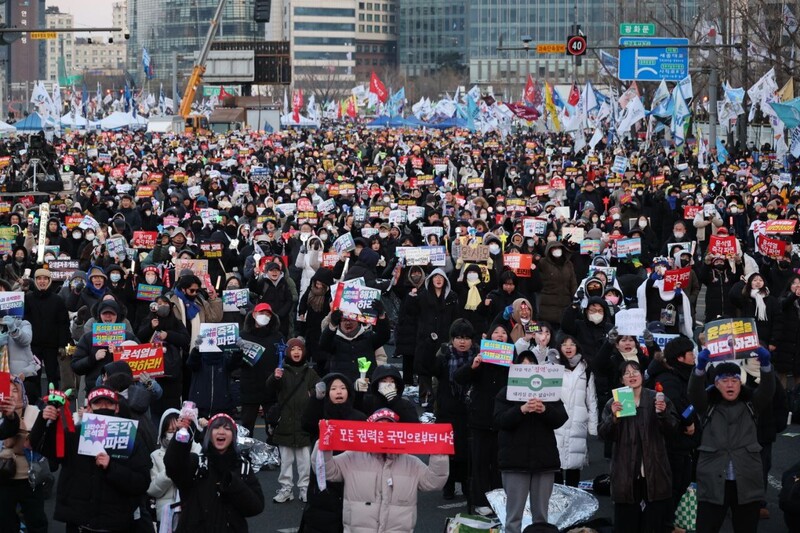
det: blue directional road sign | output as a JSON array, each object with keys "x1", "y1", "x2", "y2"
[{"x1": 618, "y1": 37, "x2": 689, "y2": 81}]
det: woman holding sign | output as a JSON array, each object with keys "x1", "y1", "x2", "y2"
[
  {"x1": 493, "y1": 351, "x2": 568, "y2": 532},
  {"x1": 729, "y1": 273, "x2": 782, "y2": 351},
  {"x1": 598, "y1": 360, "x2": 679, "y2": 532}
]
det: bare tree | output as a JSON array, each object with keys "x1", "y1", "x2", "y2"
[{"x1": 295, "y1": 67, "x2": 353, "y2": 105}]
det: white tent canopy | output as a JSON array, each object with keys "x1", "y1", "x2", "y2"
[
  {"x1": 0, "y1": 121, "x2": 16, "y2": 133},
  {"x1": 60, "y1": 113, "x2": 97, "y2": 129},
  {"x1": 99, "y1": 111, "x2": 148, "y2": 131},
  {"x1": 280, "y1": 113, "x2": 320, "y2": 128}
]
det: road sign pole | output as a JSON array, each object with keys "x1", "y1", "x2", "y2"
[{"x1": 708, "y1": 50, "x2": 719, "y2": 155}]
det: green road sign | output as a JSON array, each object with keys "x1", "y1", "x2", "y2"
[{"x1": 620, "y1": 23, "x2": 656, "y2": 36}]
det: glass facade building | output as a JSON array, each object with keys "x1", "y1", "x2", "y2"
[
  {"x1": 398, "y1": 0, "x2": 467, "y2": 76},
  {"x1": 127, "y1": 0, "x2": 261, "y2": 86}
]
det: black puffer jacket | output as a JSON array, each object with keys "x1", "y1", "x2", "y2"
[
  {"x1": 560, "y1": 297, "x2": 613, "y2": 362},
  {"x1": 343, "y1": 248, "x2": 388, "y2": 290},
  {"x1": 238, "y1": 313, "x2": 284, "y2": 405},
  {"x1": 165, "y1": 438, "x2": 264, "y2": 533},
  {"x1": 24, "y1": 283, "x2": 70, "y2": 349},
  {"x1": 409, "y1": 268, "x2": 460, "y2": 376},
  {"x1": 32, "y1": 411, "x2": 152, "y2": 532},
  {"x1": 454, "y1": 350, "x2": 511, "y2": 431},
  {"x1": 646, "y1": 357, "x2": 701, "y2": 454},
  {"x1": 729, "y1": 282, "x2": 783, "y2": 347},
  {"x1": 494, "y1": 387, "x2": 568, "y2": 472},
  {"x1": 358, "y1": 365, "x2": 419, "y2": 423},
  {"x1": 136, "y1": 303, "x2": 191, "y2": 382},
  {"x1": 318, "y1": 317, "x2": 390, "y2": 383},
  {"x1": 774, "y1": 292, "x2": 800, "y2": 374}
]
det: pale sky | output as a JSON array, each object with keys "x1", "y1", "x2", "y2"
[{"x1": 48, "y1": 0, "x2": 114, "y2": 30}]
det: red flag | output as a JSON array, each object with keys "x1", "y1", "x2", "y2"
[
  {"x1": 369, "y1": 71, "x2": 389, "y2": 103},
  {"x1": 505, "y1": 103, "x2": 540, "y2": 121},
  {"x1": 567, "y1": 83, "x2": 580, "y2": 107},
  {"x1": 347, "y1": 96, "x2": 357, "y2": 118},
  {"x1": 219, "y1": 87, "x2": 232, "y2": 100},
  {"x1": 523, "y1": 75, "x2": 536, "y2": 105}
]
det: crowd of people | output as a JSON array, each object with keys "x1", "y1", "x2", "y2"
[{"x1": 0, "y1": 125, "x2": 797, "y2": 533}]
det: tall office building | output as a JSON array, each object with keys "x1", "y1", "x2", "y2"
[
  {"x1": 44, "y1": 6, "x2": 75, "y2": 84},
  {"x1": 126, "y1": 0, "x2": 261, "y2": 86},
  {"x1": 283, "y1": 1, "x2": 357, "y2": 88},
  {"x1": 354, "y1": 0, "x2": 398, "y2": 80},
  {"x1": 398, "y1": 0, "x2": 467, "y2": 77},
  {"x1": 7, "y1": 0, "x2": 47, "y2": 84},
  {"x1": 112, "y1": 2, "x2": 128, "y2": 44}
]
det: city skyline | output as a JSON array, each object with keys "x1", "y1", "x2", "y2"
[{"x1": 49, "y1": 0, "x2": 113, "y2": 30}]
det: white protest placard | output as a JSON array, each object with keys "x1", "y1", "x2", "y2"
[
  {"x1": 614, "y1": 308, "x2": 646, "y2": 336},
  {"x1": 506, "y1": 364, "x2": 565, "y2": 401},
  {"x1": 222, "y1": 289, "x2": 249, "y2": 312},
  {"x1": 197, "y1": 323, "x2": 239, "y2": 352},
  {"x1": 407, "y1": 206, "x2": 425, "y2": 223},
  {"x1": 523, "y1": 217, "x2": 548, "y2": 237},
  {"x1": 78, "y1": 413, "x2": 139, "y2": 459},
  {"x1": 553, "y1": 206, "x2": 571, "y2": 220},
  {"x1": 333, "y1": 233, "x2": 356, "y2": 254},
  {"x1": 318, "y1": 198, "x2": 336, "y2": 214},
  {"x1": 611, "y1": 155, "x2": 629, "y2": 174}
]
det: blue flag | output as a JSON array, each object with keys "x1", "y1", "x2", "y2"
[
  {"x1": 81, "y1": 83, "x2": 88, "y2": 117},
  {"x1": 716, "y1": 138, "x2": 729, "y2": 163},
  {"x1": 388, "y1": 88, "x2": 405, "y2": 117},
  {"x1": 142, "y1": 47, "x2": 153, "y2": 80},
  {"x1": 769, "y1": 98, "x2": 800, "y2": 129},
  {"x1": 124, "y1": 84, "x2": 131, "y2": 113}
]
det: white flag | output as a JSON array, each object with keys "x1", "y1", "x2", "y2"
[{"x1": 617, "y1": 95, "x2": 645, "y2": 133}]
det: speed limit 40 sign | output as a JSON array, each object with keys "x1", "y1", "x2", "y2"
[{"x1": 566, "y1": 35, "x2": 587, "y2": 56}]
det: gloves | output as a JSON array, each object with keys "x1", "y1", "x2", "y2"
[
  {"x1": 574, "y1": 288, "x2": 585, "y2": 303},
  {"x1": 378, "y1": 381, "x2": 397, "y2": 401},
  {"x1": 649, "y1": 271, "x2": 661, "y2": 281},
  {"x1": 194, "y1": 335, "x2": 205, "y2": 349},
  {"x1": 696, "y1": 349, "x2": 711, "y2": 371},
  {"x1": 372, "y1": 299, "x2": 384, "y2": 317},
  {"x1": 503, "y1": 305, "x2": 514, "y2": 320},
  {"x1": 330, "y1": 310, "x2": 343, "y2": 327},
  {"x1": 139, "y1": 372, "x2": 153, "y2": 388},
  {"x1": 674, "y1": 287, "x2": 682, "y2": 296},
  {"x1": 607, "y1": 327, "x2": 619, "y2": 345},
  {"x1": 0, "y1": 332, "x2": 8, "y2": 347},
  {"x1": 76, "y1": 306, "x2": 91, "y2": 326},
  {"x1": 315, "y1": 382, "x2": 327, "y2": 400},
  {"x1": 354, "y1": 378, "x2": 369, "y2": 392},
  {"x1": 755, "y1": 346, "x2": 771, "y2": 367},
  {"x1": 642, "y1": 329, "x2": 654, "y2": 345},
  {"x1": 2, "y1": 316, "x2": 19, "y2": 334},
  {"x1": 300, "y1": 245, "x2": 307, "y2": 254}
]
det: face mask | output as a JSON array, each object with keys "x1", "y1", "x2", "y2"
[
  {"x1": 605, "y1": 294, "x2": 620, "y2": 305},
  {"x1": 379, "y1": 232, "x2": 389, "y2": 239},
  {"x1": 72, "y1": 231, "x2": 82, "y2": 239},
  {"x1": 319, "y1": 232, "x2": 328, "y2": 241},
  {"x1": 673, "y1": 232, "x2": 685, "y2": 239},
  {"x1": 527, "y1": 239, "x2": 535, "y2": 247},
  {"x1": 516, "y1": 190, "x2": 523, "y2": 196},
  {"x1": 611, "y1": 213, "x2": 620, "y2": 220},
  {"x1": 551, "y1": 248, "x2": 563, "y2": 258},
  {"x1": 466, "y1": 272, "x2": 479, "y2": 282},
  {"x1": 85, "y1": 232, "x2": 95, "y2": 240},
  {"x1": 110, "y1": 273, "x2": 122, "y2": 283},
  {"x1": 255, "y1": 314, "x2": 270, "y2": 326},
  {"x1": 591, "y1": 217, "x2": 599, "y2": 223},
  {"x1": 164, "y1": 432, "x2": 174, "y2": 444},
  {"x1": 488, "y1": 243, "x2": 501, "y2": 255},
  {"x1": 14, "y1": 258, "x2": 23, "y2": 265},
  {"x1": 300, "y1": 233, "x2": 310, "y2": 242},
  {"x1": 759, "y1": 213, "x2": 768, "y2": 221},
  {"x1": 145, "y1": 274, "x2": 158, "y2": 284},
  {"x1": 92, "y1": 408, "x2": 115, "y2": 417},
  {"x1": 156, "y1": 305, "x2": 170, "y2": 317},
  {"x1": 639, "y1": 220, "x2": 648, "y2": 228},
  {"x1": 587, "y1": 312, "x2": 603, "y2": 324},
  {"x1": 730, "y1": 206, "x2": 739, "y2": 214}
]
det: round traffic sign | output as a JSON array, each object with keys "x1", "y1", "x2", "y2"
[{"x1": 567, "y1": 35, "x2": 587, "y2": 56}]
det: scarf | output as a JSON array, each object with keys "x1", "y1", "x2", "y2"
[
  {"x1": 464, "y1": 279, "x2": 482, "y2": 311},
  {"x1": 174, "y1": 287, "x2": 201, "y2": 321},
  {"x1": 307, "y1": 284, "x2": 327, "y2": 314},
  {"x1": 448, "y1": 344, "x2": 475, "y2": 399},
  {"x1": 619, "y1": 347, "x2": 639, "y2": 362},
  {"x1": 566, "y1": 353, "x2": 583, "y2": 368},
  {"x1": 750, "y1": 289, "x2": 768, "y2": 321},
  {"x1": 87, "y1": 283, "x2": 106, "y2": 299}
]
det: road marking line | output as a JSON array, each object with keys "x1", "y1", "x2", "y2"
[
  {"x1": 438, "y1": 501, "x2": 468, "y2": 510},
  {"x1": 768, "y1": 474, "x2": 782, "y2": 491}
]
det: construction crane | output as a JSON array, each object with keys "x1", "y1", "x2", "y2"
[{"x1": 179, "y1": 0, "x2": 227, "y2": 133}]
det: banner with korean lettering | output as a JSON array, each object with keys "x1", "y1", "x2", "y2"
[
  {"x1": 662, "y1": 266, "x2": 692, "y2": 292},
  {"x1": 222, "y1": 289, "x2": 250, "y2": 312},
  {"x1": 503, "y1": 253, "x2": 533, "y2": 277},
  {"x1": 757, "y1": 235, "x2": 787, "y2": 257},
  {"x1": 131, "y1": 231, "x2": 158, "y2": 249},
  {"x1": 707, "y1": 235, "x2": 737, "y2": 256},
  {"x1": 703, "y1": 318, "x2": 760, "y2": 361},
  {"x1": 764, "y1": 219, "x2": 797, "y2": 235},
  {"x1": 114, "y1": 343, "x2": 165, "y2": 378},
  {"x1": 92, "y1": 323, "x2": 126, "y2": 347},
  {"x1": 333, "y1": 285, "x2": 382, "y2": 325},
  {"x1": 0, "y1": 291, "x2": 24, "y2": 317},
  {"x1": 506, "y1": 364, "x2": 565, "y2": 401},
  {"x1": 78, "y1": 413, "x2": 139, "y2": 459},
  {"x1": 198, "y1": 323, "x2": 239, "y2": 352},
  {"x1": 318, "y1": 420, "x2": 454, "y2": 455}
]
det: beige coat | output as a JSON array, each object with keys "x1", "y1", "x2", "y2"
[{"x1": 314, "y1": 444, "x2": 448, "y2": 533}]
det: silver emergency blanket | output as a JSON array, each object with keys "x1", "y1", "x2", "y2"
[
  {"x1": 402, "y1": 385, "x2": 419, "y2": 403},
  {"x1": 485, "y1": 484, "x2": 598, "y2": 530},
  {"x1": 236, "y1": 426, "x2": 280, "y2": 472},
  {"x1": 419, "y1": 411, "x2": 436, "y2": 423}
]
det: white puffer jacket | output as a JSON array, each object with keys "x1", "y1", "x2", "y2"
[
  {"x1": 316, "y1": 445, "x2": 448, "y2": 533},
  {"x1": 554, "y1": 359, "x2": 598, "y2": 470}
]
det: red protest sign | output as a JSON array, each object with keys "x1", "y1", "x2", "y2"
[
  {"x1": 0, "y1": 371, "x2": 10, "y2": 402},
  {"x1": 662, "y1": 266, "x2": 692, "y2": 292},
  {"x1": 503, "y1": 253, "x2": 533, "y2": 277},
  {"x1": 65, "y1": 215, "x2": 84, "y2": 229},
  {"x1": 549, "y1": 178, "x2": 566, "y2": 190},
  {"x1": 764, "y1": 219, "x2": 797, "y2": 235},
  {"x1": 131, "y1": 231, "x2": 158, "y2": 249},
  {"x1": 683, "y1": 205, "x2": 701, "y2": 219},
  {"x1": 322, "y1": 253, "x2": 338, "y2": 269},
  {"x1": 758, "y1": 235, "x2": 787, "y2": 257},
  {"x1": 114, "y1": 343, "x2": 165, "y2": 378},
  {"x1": 708, "y1": 235, "x2": 737, "y2": 257},
  {"x1": 318, "y1": 420, "x2": 455, "y2": 455}
]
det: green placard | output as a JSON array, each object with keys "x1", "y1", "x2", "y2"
[{"x1": 620, "y1": 23, "x2": 656, "y2": 36}]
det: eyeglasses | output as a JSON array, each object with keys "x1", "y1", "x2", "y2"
[
  {"x1": 561, "y1": 342, "x2": 576, "y2": 347},
  {"x1": 184, "y1": 288, "x2": 198, "y2": 294},
  {"x1": 623, "y1": 370, "x2": 642, "y2": 377}
]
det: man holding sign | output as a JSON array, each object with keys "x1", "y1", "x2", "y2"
[
  {"x1": 71, "y1": 301, "x2": 139, "y2": 387},
  {"x1": 36, "y1": 386, "x2": 152, "y2": 532}
]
